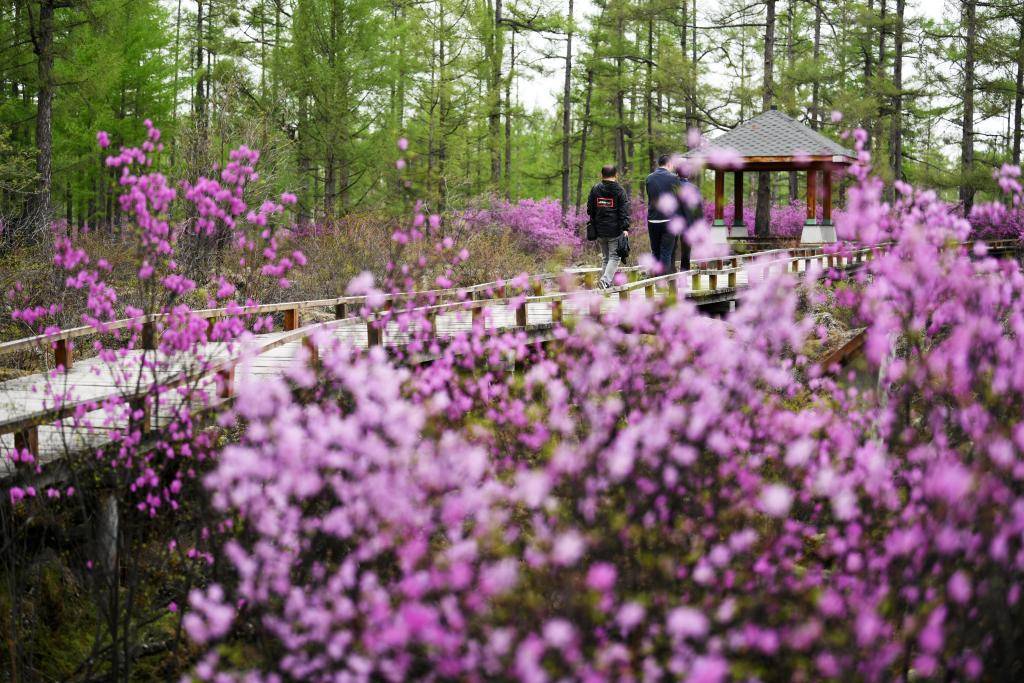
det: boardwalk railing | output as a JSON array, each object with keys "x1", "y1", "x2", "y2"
[{"x1": 3, "y1": 238, "x2": 1020, "y2": 464}]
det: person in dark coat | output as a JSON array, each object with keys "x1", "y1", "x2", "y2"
[
  {"x1": 645, "y1": 154, "x2": 682, "y2": 274},
  {"x1": 586, "y1": 164, "x2": 631, "y2": 289},
  {"x1": 674, "y1": 163, "x2": 705, "y2": 272}
]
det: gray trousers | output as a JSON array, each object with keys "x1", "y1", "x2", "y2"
[{"x1": 598, "y1": 236, "x2": 624, "y2": 287}]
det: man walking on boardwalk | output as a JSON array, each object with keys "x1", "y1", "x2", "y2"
[
  {"x1": 586, "y1": 164, "x2": 631, "y2": 289},
  {"x1": 674, "y1": 163, "x2": 705, "y2": 272},
  {"x1": 645, "y1": 154, "x2": 682, "y2": 274}
]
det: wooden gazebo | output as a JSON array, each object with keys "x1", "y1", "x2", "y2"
[{"x1": 687, "y1": 109, "x2": 856, "y2": 244}]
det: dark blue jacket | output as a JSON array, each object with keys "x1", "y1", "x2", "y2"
[{"x1": 645, "y1": 168, "x2": 681, "y2": 222}]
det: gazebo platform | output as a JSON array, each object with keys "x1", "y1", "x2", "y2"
[{"x1": 687, "y1": 109, "x2": 856, "y2": 244}]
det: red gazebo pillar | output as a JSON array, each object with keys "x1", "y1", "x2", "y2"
[
  {"x1": 805, "y1": 167, "x2": 818, "y2": 226},
  {"x1": 822, "y1": 168, "x2": 833, "y2": 225},
  {"x1": 714, "y1": 170, "x2": 725, "y2": 226},
  {"x1": 733, "y1": 172, "x2": 744, "y2": 226}
]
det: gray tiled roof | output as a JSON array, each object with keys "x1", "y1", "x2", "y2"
[{"x1": 687, "y1": 110, "x2": 855, "y2": 159}]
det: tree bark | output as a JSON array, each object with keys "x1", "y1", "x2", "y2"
[
  {"x1": 27, "y1": 0, "x2": 57, "y2": 233},
  {"x1": 505, "y1": 30, "x2": 515, "y2": 200},
  {"x1": 876, "y1": 0, "x2": 887, "y2": 177},
  {"x1": 680, "y1": 0, "x2": 695, "y2": 132},
  {"x1": 786, "y1": 0, "x2": 797, "y2": 203},
  {"x1": 1013, "y1": 17, "x2": 1023, "y2": 167},
  {"x1": 615, "y1": 15, "x2": 627, "y2": 193},
  {"x1": 811, "y1": 0, "x2": 821, "y2": 130},
  {"x1": 575, "y1": 68, "x2": 593, "y2": 210},
  {"x1": 960, "y1": 0, "x2": 976, "y2": 213},
  {"x1": 889, "y1": 0, "x2": 905, "y2": 188},
  {"x1": 488, "y1": 0, "x2": 503, "y2": 186},
  {"x1": 645, "y1": 15, "x2": 654, "y2": 176},
  {"x1": 561, "y1": 0, "x2": 573, "y2": 215},
  {"x1": 755, "y1": 0, "x2": 776, "y2": 238}
]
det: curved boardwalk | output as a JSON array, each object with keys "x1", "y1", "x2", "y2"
[{"x1": 4, "y1": 241, "x2": 992, "y2": 473}]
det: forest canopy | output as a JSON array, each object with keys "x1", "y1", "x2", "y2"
[{"x1": 0, "y1": 0, "x2": 1022, "y2": 235}]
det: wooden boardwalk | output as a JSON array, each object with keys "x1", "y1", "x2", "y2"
[{"x1": 2, "y1": 241, "x2": 1011, "y2": 474}]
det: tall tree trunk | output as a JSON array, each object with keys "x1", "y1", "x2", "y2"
[
  {"x1": 811, "y1": 0, "x2": 821, "y2": 130},
  {"x1": 863, "y1": 0, "x2": 874, "y2": 150},
  {"x1": 691, "y1": 0, "x2": 697, "y2": 112},
  {"x1": 297, "y1": 95, "x2": 311, "y2": 229},
  {"x1": 488, "y1": 0, "x2": 503, "y2": 186},
  {"x1": 505, "y1": 30, "x2": 515, "y2": 200},
  {"x1": 960, "y1": 0, "x2": 976, "y2": 213},
  {"x1": 645, "y1": 15, "x2": 654, "y2": 176},
  {"x1": 680, "y1": 0, "x2": 695, "y2": 132},
  {"x1": 786, "y1": 0, "x2": 797, "y2": 203},
  {"x1": 196, "y1": 0, "x2": 206, "y2": 135},
  {"x1": 876, "y1": 0, "x2": 887, "y2": 176},
  {"x1": 27, "y1": 0, "x2": 56, "y2": 233},
  {"x1": 438, "y1": 3, "x2": 449, "y2": 210},
  {"x1": 561, "y1": 0, "x2": 574, "y2": 215},
  {"x1": 755, "y1": 0, "x2": 776, "y2": 238},
  {"x1": 1013, "y1": 17, "x2": 1023, "y2": 167},
  {"x1": 889, "y1": 0, "x2": 905, "y2": 190},
  {"x1": 615, "y1": 16, "x2": 627, "y2": 193},
  {"x1": 575, "y1": 68, "x2": 593, "y2": 210}
]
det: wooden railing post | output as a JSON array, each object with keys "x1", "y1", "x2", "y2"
[
  {"x1": 708, "y1": 272, "x2": 718, "y2": 290},
  {"x1": 141, "y1": 320, "x2": 156, "y2": 350},
  {"x1": 302, "y1": 336, "x2": 319, "y2": 365},
  {"x1": 551, "y1": 300, "x2": 563, "y2": 323},
  {"x1": 691, "y1": 273, "x2": 701, "y2": 292},
  {"x1": 283, "y1": 307, "x2": 300, "y2": 331},
  {"x1": 55, "y1": 339, "x2": 72, "y2": 371},
  {"x1": 728, "y1": 271, "x2": 737, "y2": 288},
  {"x1": 515, "y1": 301, "x2": 527, "y2": 328},
  {"x1": 334, "y1": 302, "x2": 347, "y2": 319},
  {"x1": 14, "y1": 427, "x2": 38, "y2": 457},
  {"x1": 472, "y1": 305, "x2": 484, "y2": 327},
  {"x1": 216, "y1": 366, "x2": 235, "y2": 399},
  {"x1": 645, "y1": 283, "x2": 655, "y2": 299},
  {"x1": 367, "y1": 320, "x2": 382, "y2": 347},
  {"x1": 129, "y1": 396, "x2": 152, "y2": 434},
  {"x1": 618, "y1": 288, "x2": 629, "y2": 302}
]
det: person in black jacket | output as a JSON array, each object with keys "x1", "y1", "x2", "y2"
[
  {"x1": 674, "y1": 164, "x2": 705, "y2": 272},
  {"x1": 645, "y1": 154, "x2": 682, "y2": 274},
  {"x1": 586, "y1": 164, "x2": 631, "y2": 289}
]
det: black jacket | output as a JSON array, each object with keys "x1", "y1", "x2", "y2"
[
  {"x1": 678, "y1": 179, "x2": 705, "y2": 228},
  {"x1": 586, "y1": 180, "x2": 630, "y2": 239},
  {"x1": 645, "y1": 167, "x2": 682, "y2": 222}
]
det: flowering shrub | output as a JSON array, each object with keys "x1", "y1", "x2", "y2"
[
  {"x1": 967, "y1": 165, "x2": 1024, "y2": 240},
  {"x1": 184, "y1": 136, "x2": 1024, "y2": 680},
  {"x1": 454, "y1": 198, "x2": 586, "y2": 256},
  {"x1": 7, "y1": 121, "x2": 1024, "y2": 681},
  {"x1": 3, "y1": 123, "x2": 307, "y2": 676}
]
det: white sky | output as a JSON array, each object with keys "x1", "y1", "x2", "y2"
[{"x1": 518, "y1": 0, "x2": 950, "y2": 114}]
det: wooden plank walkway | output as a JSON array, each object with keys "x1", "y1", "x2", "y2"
[{"x1": 3, "y1": 240, "x2": 1014, "y2": 474}]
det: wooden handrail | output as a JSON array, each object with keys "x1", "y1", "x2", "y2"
[
  {"x1": 2, "y1": 238, "x2": 1016, "y2": 362},
  {"x1": 9, "y1": 238, "x2": 1016, "y2": 438}
]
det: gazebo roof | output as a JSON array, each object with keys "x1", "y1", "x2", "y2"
[{"x1": 689, "y1": 109, "x2": 855, "y2": 164}]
